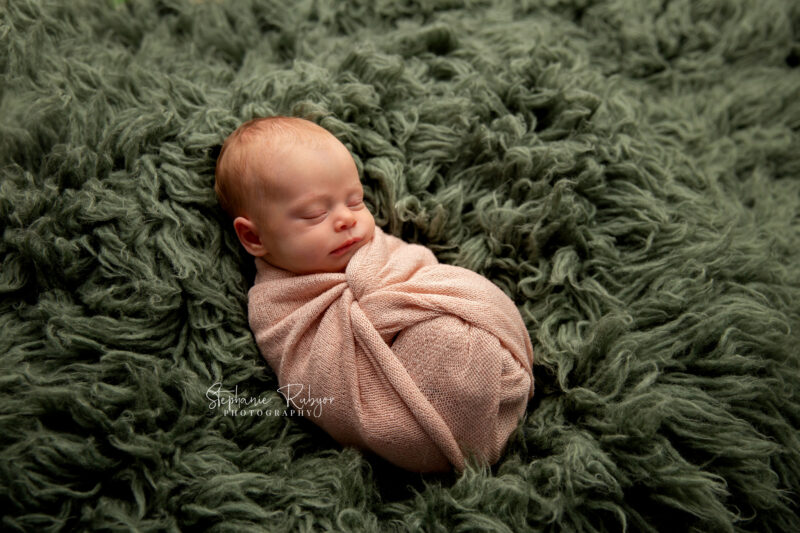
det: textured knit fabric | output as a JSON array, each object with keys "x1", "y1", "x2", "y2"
[{"x1": 248, "y1": 227, "x2": 534, "y2": 471}]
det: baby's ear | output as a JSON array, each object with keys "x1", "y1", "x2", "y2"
[{"x1": 233, "y1": 217, "x2": 266, "y2": 257}]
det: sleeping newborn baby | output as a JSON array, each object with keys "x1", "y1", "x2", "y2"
[{"x1": 215, "y1": 116, "x2": 534, "y2": 472}]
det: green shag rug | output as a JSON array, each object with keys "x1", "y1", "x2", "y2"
[{"x1": 2, "y1": 0, "x2": 799, "y2": 531}]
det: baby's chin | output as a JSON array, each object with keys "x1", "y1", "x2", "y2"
[{"x1": 329, "y1": 235, "x2": 372, "y2": 272}]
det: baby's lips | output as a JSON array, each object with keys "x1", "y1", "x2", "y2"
[{"x1": 331, "y1": 236, "x2": 362, "y2": 255}]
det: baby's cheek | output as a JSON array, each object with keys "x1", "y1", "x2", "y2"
[
  {"x1": 361, "y1": 211, "x2": 376, "y2": 234},
  {"x1": 305, "y1": 232, "x2": 332, "y2": 260}
]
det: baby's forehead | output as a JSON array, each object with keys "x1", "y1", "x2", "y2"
[{"x1": 256, "y1": 121, "x2": 333, "y2": 146}]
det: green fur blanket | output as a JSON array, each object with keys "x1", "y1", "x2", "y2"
[{"x1": 2, "y1": 0, "x2": 799, "y2": 531}]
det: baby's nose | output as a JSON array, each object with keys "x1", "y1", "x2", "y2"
[{"x1": 334, "y1": 208, "x2": 356, "y2": 230}]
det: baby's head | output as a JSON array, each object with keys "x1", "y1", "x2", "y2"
[{"x1": 215, "y1": 116, "x2": 375, "y2": 274}]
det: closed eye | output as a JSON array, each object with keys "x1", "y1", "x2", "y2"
[{"x1": 301, "y1": 212, "x2": 326, "y2": 220}]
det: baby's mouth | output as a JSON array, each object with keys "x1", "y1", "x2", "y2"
[{"x1": 331, "y1": 237, "x2": 362, "y2": 255}]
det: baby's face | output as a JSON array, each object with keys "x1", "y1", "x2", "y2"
[{"x1": 243, "y1": 136, "x2": 375, "y2": 274}]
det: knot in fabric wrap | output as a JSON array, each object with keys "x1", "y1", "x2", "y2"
[{"x1": 248, "y1": 227, "x2": 534, "y2": 472}]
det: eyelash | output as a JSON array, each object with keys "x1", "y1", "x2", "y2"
[{"x1": 301, "y1": 200, "x2": 363, "y2": 220}]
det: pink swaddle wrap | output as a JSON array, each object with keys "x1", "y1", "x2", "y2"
[{"x1": 248, "y1": 226, "x2": 534, "y2": 472}]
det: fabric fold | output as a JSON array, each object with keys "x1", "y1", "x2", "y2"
[{"x1": 248, "y1": 227, "x2": 534, "y2": 471}]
